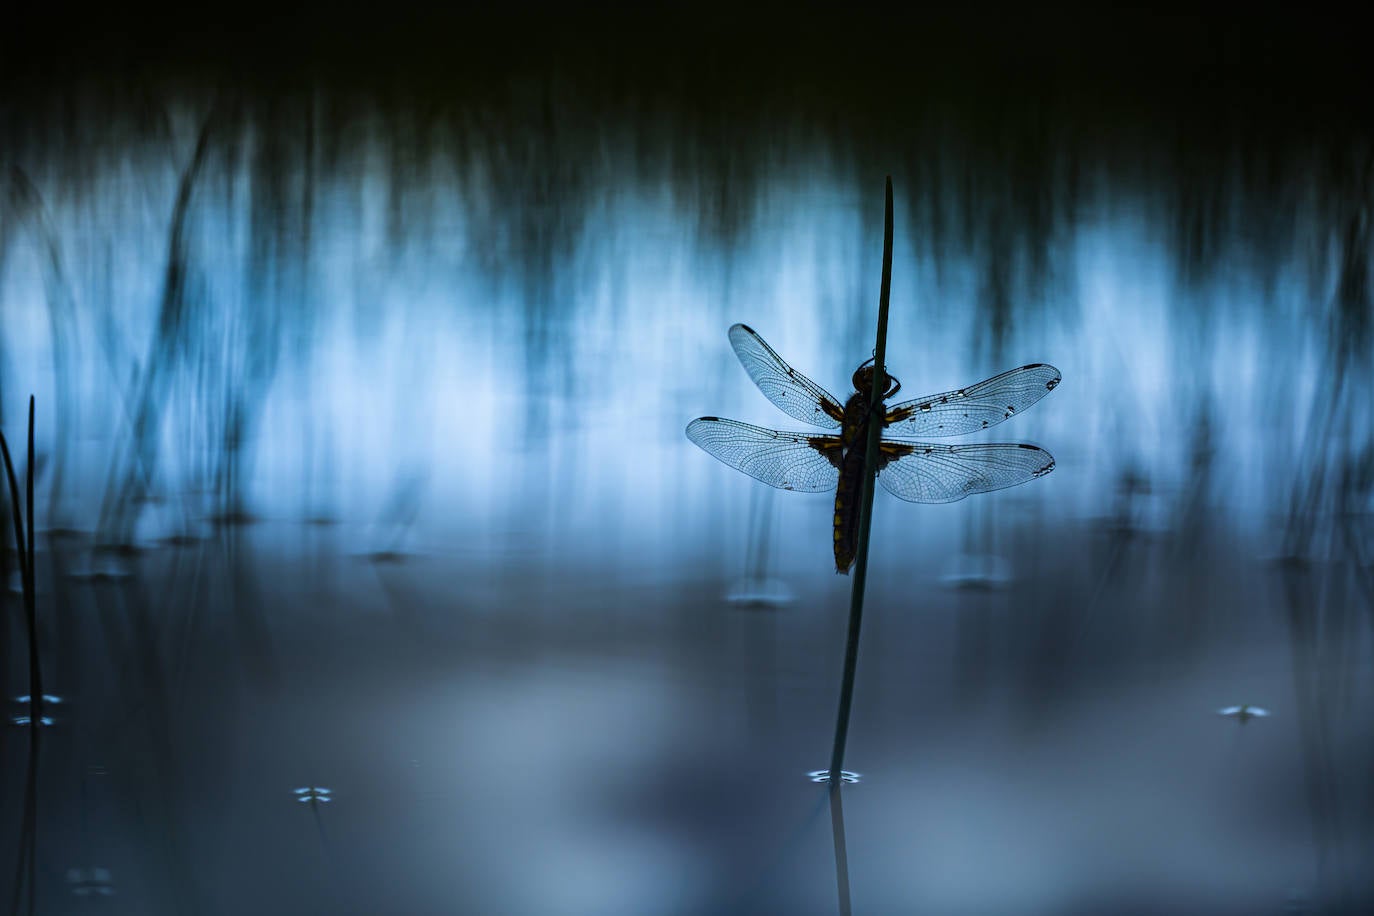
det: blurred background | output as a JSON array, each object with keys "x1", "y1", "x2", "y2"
[{"x1": 1, "y1": 7, "x2": 1372, "y2": 914}]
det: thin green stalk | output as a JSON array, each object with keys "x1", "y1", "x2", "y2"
[
  {"x1": 0, "y1": 415, "x2": 30, "y2": 616},
  {"x1": 1, "y1": 396, "x2": 39, "y2": 916},
  {"x1": 26, "y1": 397, "x2": 38, "y2": 725},
  {"x1": 2, "y1": 399, "x2": 42, "y2": 728},
  {"x1": 829, "y1": 177, "x2": 893, "y2": 780}
]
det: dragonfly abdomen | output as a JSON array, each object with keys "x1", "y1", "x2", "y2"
[
  {"x1": 833, "y1": 395, "x2": 876, "y2": 573},
  {"x1": 834, "y1": 443, "x2": 874, "y2": 573}
]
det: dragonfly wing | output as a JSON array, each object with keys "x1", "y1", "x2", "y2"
[
  {"x1": 728, "y1": 324, "x2": 844, "y2": 428},
  {"x1": 876, "y1": 440, "x2": 1055, "y2": 503},
  {"x1": 885, "y1": 364, "x2": 1061, "y2": 437},
  {"x1": 687, "y1": 418, "x2": 841, "y2": 492}
]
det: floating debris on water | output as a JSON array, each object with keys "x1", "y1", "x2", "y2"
[
  {"x1": 361, "y1": 550, "x2": 409, "y2": 565},
  {"x1": 93, "y1": 541, "x2": 144, "y2": 557},
  {"x1": 939, "y1": 553, "x2": 1012, "y2": 590},
  {"x1": 159, "y1": 532, "x2": 204, "y2": 548},
  {"x1": 66, "y1": 867, "x2": 115, "y2": 896},
  {"x1": 66, "y1": 556, "x2": 135, "y2": 584},
  {"x1": 1218, "y1": 705, "x2": 1270, "y2": 724},
  {"x1": 726, "y1": 577, "x2": 794, "y2": 608}
]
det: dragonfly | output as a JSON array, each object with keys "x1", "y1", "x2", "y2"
[
  {"x1": 687, "y1": 324, "x2": 1060, "y2": 573},
  {"x1": 65, "y1": 867, "x2": 115, "y2": 897}
]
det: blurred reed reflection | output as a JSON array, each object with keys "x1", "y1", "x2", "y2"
[{"x1": 0, "y1": 113, "x2": 1368, "y2": 559}]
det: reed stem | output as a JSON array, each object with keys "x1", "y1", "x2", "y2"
[
  {"x1": 0, "y1": 398, "x2": 41, "y2": 729},
  {"x1": 1, "y1": 396, "x2": 39, "y2": 916},
  {"x1": 25, "y1": 397, "x2": 40, "y2": 729},
  {"x1": 828, "y1": 177, "x2": 893, "y2": 780}
]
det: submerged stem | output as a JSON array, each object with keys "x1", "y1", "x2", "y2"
[{"x1": 828, "y1": 783, "x2": 853, "y2": 916}]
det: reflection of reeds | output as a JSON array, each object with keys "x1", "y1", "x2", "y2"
[
  {"x1": 828, "y1": 783, "x2": 853, "y2": 916},
  {"x1": 4, "y1": 168, "x2": 78, "y2": 529},
  {"x1": 1271, "y1": 161, "x2": 1373, "y2": 908},
  {"x1": 97, "y1": 106, "x2": 226, "y2": 549}
]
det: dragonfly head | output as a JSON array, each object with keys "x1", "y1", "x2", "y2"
[{"x1": 852, "y1": 359, "x2": 901, "y2": 400}]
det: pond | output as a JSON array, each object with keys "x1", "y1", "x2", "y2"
[{"x1": 1, "y1": 10, "x2": 1371, "y2": 914}]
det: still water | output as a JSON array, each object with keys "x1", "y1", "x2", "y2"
[{"x1": 2, "y1": 37, "x2": 1373, "y2": 913}]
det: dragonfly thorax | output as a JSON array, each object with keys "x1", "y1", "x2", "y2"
[{"x1": 841, "y1": 392, "x2": 878, "y2": 448}]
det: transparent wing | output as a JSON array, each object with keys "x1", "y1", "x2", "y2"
[
  {"x1": 1248, "y1": 707, "x2": 1270, "y2": 716},
  {"x1": 728, "y1": 324, "x2": 844, "y2": 429},
  {"x1": 885, "y1": 364, "x2": 1061, "y2": 437},
  {"x1": 687, "y1": 418, "x2": 840, "y2": 492},
  {"x1": 876, "y1": 440, "x2": 1055, "y2": 503},
  {"x1": 1218, "y1": 706, "x2": 1241, "y2": 716}
]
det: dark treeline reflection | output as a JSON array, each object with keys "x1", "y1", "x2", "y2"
[{"x1": 1, "y1": 9, "x2": 1372, "y2": 914}]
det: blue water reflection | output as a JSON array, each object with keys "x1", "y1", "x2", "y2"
[{"x1": 0, "y1": 166, "x2": 1353, "y2": 572}]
